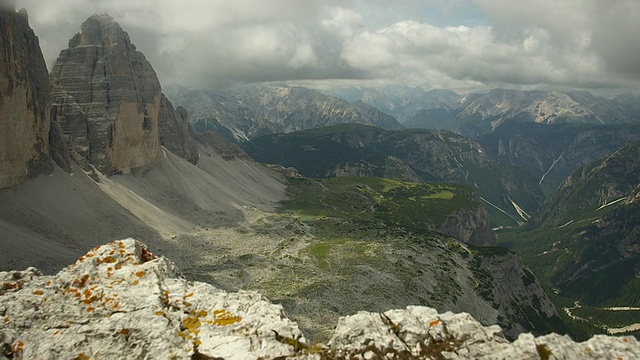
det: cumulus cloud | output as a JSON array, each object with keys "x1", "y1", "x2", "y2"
[{"x1": 14, "y1": 0, "x2": 640, "y2": 92}]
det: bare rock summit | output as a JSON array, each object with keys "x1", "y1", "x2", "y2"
[
  {"x1": 1, "y1": 239, "x2": 638, "y2": 359},
  {"x1": 50, "y1": 14, "x2": 198, "y2": 174}
]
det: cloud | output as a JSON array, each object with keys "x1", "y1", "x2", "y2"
[{"x1": 14, "y1": 0, "x2": 640, "y2": 93}]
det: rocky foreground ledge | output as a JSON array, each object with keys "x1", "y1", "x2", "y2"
[{"x1": 0, "y1": 240, "x2": 637, "y2": 359}]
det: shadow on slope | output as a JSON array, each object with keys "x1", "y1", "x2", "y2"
[{"x1": 0, "y1": 141, "x2": 286, "y2": 275}]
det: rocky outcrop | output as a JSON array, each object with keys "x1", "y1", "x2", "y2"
[
  {"x1": 438, "y1": 194, "x2": 495, "y2": 246},
  {"x1": 49, "y1": 14, "x2": 162, "y2": 175},
  {"x1": 332, "y1": 156, "x2": 423, "y2": 183},
  {"x1": 0, "y1": 6, "x2": 50, "y2": 188},
  {"x1": 158, "y1": 93, "x2": 199, "y2": 164},
  {"x1": 1, "y1": 239, "x2": 637, "y2": 359}
]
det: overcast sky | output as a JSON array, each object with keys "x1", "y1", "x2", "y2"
[{"x1": 15, "y1": 0, "x2": 640, "y2": 94}]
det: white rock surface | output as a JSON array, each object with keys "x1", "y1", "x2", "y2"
[
  {"x1": 0, "y1": 239, "x2": 303, "y2": 359},
  {"x1": 1, "y1": 239, "x2": 638, "y2": 359}
]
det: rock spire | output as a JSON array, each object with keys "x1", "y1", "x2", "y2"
[{"x1": 50, "y1": 14, "x2": 163, "y2": 175}]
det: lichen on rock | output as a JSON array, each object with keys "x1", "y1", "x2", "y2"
[
  {"x1": 0, "y1": 239, "x2": 303, "y2": 359},
  {"x1": 0, "y1": 239, "x2": 638, "y2": 359}
]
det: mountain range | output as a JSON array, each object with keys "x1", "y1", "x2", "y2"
[
  {"x1": 0, "y1": 7, "x2": 574, "y2": 349},
  {"x1": 3, "y1": 4, "x2": 640, "y2": 356},
  {"x1": 165, "y1": 84, "x2": 403, "y2": 142},
  {"x1": 324, "y1": 86, "x2": 640, "y2": 138}
]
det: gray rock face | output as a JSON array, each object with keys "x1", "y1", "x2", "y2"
[
  {"x1": 158, "y1": 94, "x2": 199, "y2": 164},
  {"x1": 438, "y1": 193, "x2": 495, "y2": 246},
  {"x1": 0, "y1": 7, "x2": 50, "y2": 188},
  {"x1": 1, "y1": 239, "x2": 637, "y2": 359},
  {"x1": 50, "y1": 14, "x2": 162, "y2": 175}
]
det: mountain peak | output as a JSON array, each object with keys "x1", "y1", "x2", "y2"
[{"x1": 66, "y1": 13, "x2": 132, "y2": 49}]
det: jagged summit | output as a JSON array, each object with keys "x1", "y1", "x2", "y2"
[
  {"x1": 49, "y1": 13, "x2": 197, "y2": 174},
  {"x1": 68, "y1": 13, "x2": 134, "y2": 49}
]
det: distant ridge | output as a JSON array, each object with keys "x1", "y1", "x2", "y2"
[{"x1": 165, "y1": 84, "x2": 403, "y2": 143}]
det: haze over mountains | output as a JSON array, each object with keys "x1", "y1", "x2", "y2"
[
  {"x1": 165, "y1": 84, "x2": 403, "y2": 142},
  {"x1": 2, "y1": 3, "x2": 640, "y2": 358},
  {"x1": 322, "y1": 86, "x2": 640, "y2": 136}
]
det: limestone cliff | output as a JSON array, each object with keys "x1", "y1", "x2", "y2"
[
  {"x1": 0, "y1": 7, "x2": 50, "y2": 188},
  {"x1": 438, "y1": 192, "x2": 495, "y2": 246},
  {"x1": 158, "y1": 93, "x2": 199, "y2": 164},
  {"x1": 49, "y1": 14, "x2": 162, "y2": 175},
  {"x1": 1, "y1": 239, "x2": 637, "y2": 359}
]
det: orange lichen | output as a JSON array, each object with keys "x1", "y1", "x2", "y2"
[
  {"x1": 12, "y1": 341, "x2": 25, "y2": 355},
  {"x1": 119, "y1": 329, "x2": 130, "y2": 336},
  {"x1": 184, "y1": 302, "x2": 192, "y2": 307},
  {"x1": 103, "y1": 256, "x2": 116, "y2": 264},
  {"x1": 197, "y1": 310, "x2": 208, "y2": 318},
  {"x1": 183, "y1": 317, "x2": 201, "y2": 331},
  {"x1": 86, "y1": 307, "x2": 95, "y2": 312},
  {"x1": 135, "y1": 271, "x2": 145, "y2": 278},
  {"x1": 185, "y1": 292, "x2": 194, "y2": 298},
  {"x1": 73, "y1": 274, "x2": 90, "y2": 288},
  {"x1": 33, "y1": 290, "x2": 44, "y2": 295},
  {"x1": 3, "y1": 282, "x2": 21, "y2": 290},
  {"x1": 76, "y1": 353, "x2": 90, "y2": 360},
  {"x1": 96, "y1": 258, "x2": 103, "y2": 265},
  {"x1": 132, "y1": 280, "x2": 139, "y2": 285},
  {"x1": 213, "y1": 309, "x2": 242, "y2": 326},
  {"x1": 115, "y1": 263, "x2": 123, "y2": 270},
  {"x1": 46, "y1": 280, "x2": 51, "y2": 286},
  {"x1": 194, "y1": 339, "x2": 202, "y2": 346},
  {"x1": 155, "y1": 310, "x2": 164, "y2": 316},
  {"x1": 429, "y1": 319, "x2": 441, "y2": 327}
]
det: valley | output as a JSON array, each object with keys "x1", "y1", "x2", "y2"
[{"x1": 1, "y1": 3, "x2": 640, "y2": 358}]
